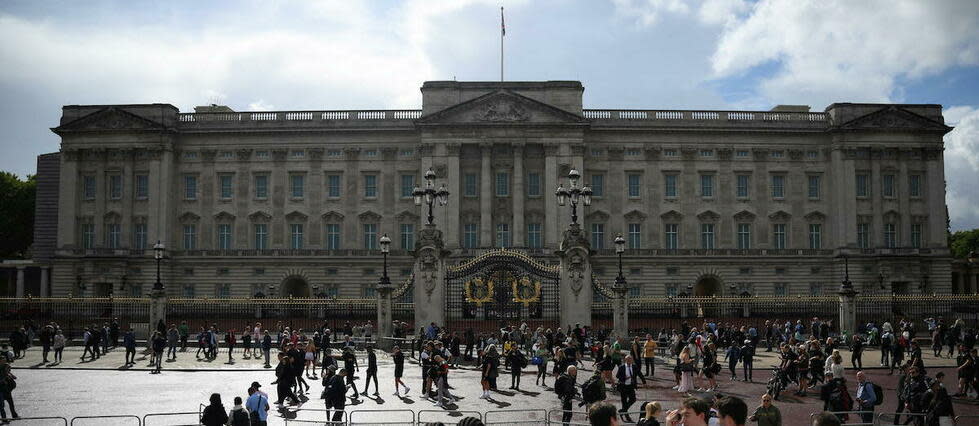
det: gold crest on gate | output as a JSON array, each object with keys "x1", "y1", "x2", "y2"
[
  {"x1": 464, "y1": 277, "x2": 494, "y2": 306},
  {"x1": 511, "y1": 276, "x2": 541, "y2": 307}
]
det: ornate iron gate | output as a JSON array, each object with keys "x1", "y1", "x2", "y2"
[{"x1": 445, "y1": 249, "x2": 560, "y2": 333}]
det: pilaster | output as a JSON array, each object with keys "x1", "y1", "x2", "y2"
[
  {"x1": 480, "y1": 143, "x2": 493, "y2": 247},
  {"x1": 556, "y1": 223, "x2": 593, "y2": 328},
  {"x1": 512, "y1": 143, "x2": 525, "y2": 247},
  {"x1": 413, "y1": 224, "x2": 448, "y2": 328}
]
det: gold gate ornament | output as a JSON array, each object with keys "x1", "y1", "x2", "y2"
[
  {"x1": 464, "y1": 277, "x2": 494, "y2": 306},
  {"x1": 511, "y1": 276, "x2": 541, "y2": 307}
]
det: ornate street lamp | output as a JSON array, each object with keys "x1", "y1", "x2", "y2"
[
  {"x1": 378, "y1": 233, "x2": 392, "y2": 289},
  {"x1": 840, "y1": 254, "x2": 853, "y2": 291},
  {"x1": 968, "y1": 250, "x2": 977, "y2": 265},
  {"x1": 153, "y1": 240, "x2": 165, "y2": 291},
  {"x1": 413, "y1": 168, "x2": 449, "y2": 225},
  {"x1": 555, "y1": 168, "x2": 592, "y2": 225},
  {"x1": 613, "y1": 234, "x2": 626, "y2": 290}
]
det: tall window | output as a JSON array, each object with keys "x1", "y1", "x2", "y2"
[
  {"x1": 527, "y1": 223, "x2": 542, "y2": 248},
  {"x1": 495, "y1": 172, "x2": 510, "y2": 196},
  {"x1": 736, "y1": 175, "x2": 749, "y2": 198},
  {"x1": 808, "y1": 175, "x2": 821, "y2": 199},
  {"x1": 496, "y1": 223, "x2": 510, "y2": 248},
  {"x1": 325, "y1": 224, "x2": 341, "y2": 250},
  {"x1": 911, "y1": 224, "x2": 922, "y2": 248},
  {"x1": 107, "y1": 224, "x2": 121, "y2": 248},
  {"x1": 184, "y1": 175, "x2": 197, "y2": 200},
  {"x1": 664, "y1": 224, "x2": 678, "y2": 249},
  {"x1": 290, "y1": 224, "x2": 304, "y2": 249},
  {"x1": 590, "y1": 174, "x2": 604, "y2": 197},
  {"x1": 628, "y1": 223, "x2": 641, "y2": 249},
  {"x1": 909, "y1": 174, "x2": 921, "y2": 197},
  {"x1": 364, "y1": 175, "x2": 377, "y2": 197},
  {"x1": 737, "y1": 224, "x2": 751, "y2": 249},
  {"x1": 627, "y1": 174, "x2": 641, "y2": 198},
  {"x1": 218, "y1": 224, "x2": 232, "y2": 249},
  {"x1": 856, "y1": 173, "x2": 869, "y2": 197},
  {"x1": 135, "y1": 174, "x2": 149, "y2": 200},
  {"x1": 700, "y1": 224, "x2": 715, "y2": 249},
  {"x1": 771, "y1": 175, "x2": 785, "y2": 199},
  {"x1": 700, "y1": 174, "x2": 714, "y2": 197},
  {"x1": 664, "y1": 174, "x2": 677, "y2": 197},
  {"x1": 254, "y1": 175, "x2": 269, "y2": 199},
  {"x1": 884, "y1": 223, "x2": 897, "y2": 248},
  {"x1": 83, "y1": 176, "x2": 97, "y2": 200},
  {"x1": 82, "y1": 223, "x2": 95, "y2": 249},
  {"x1": 254, "y1": 224, "x2": 268, "y2": 250},
  {"x1": 857, "y1": 223, "x2": 870, "y2": 249},
  {"x1": 774, "y1": 283, "x2": 787, "y2": 296},
  {"x1": 290, "y1": 174, "x2": 304, "y2": 198},
  {"x1": 217, "y1": 284, "x2": 231, "y2": 299},
  {"x1": 808, "y1": 224, "x2": 822, "y2": 249},
  {"x1": 327, "y1": 174, "x2": 342, "y2": 198},
  {"x1": 109, "y1": 175, "x2": 122, "y2": 200},
  {"x1": 772, "y1": 224, "x2": 787, "y2": 249},
  {"x1": 401, "y1": 175, "x2": 415, "y2": 198},
  {"x1": 364, "y1": 224, "x2": 378, "y2": 250},
  {"x1": 133, "y1": 223, "x2": 147, "y2": 249},
  {"x1": 464, "y1": 173, "x2": 478, "y2": 196},
  {"x1": 882, "y1": 174, "x2": 895, "y2": 198},
  {"x1": 219, "y1": 175, "x2": 233, "y2": 199},
  {"x1": 463, "y1": 223, "x2": 479, "y2": 248},
  {"x1": 400, "y1": 224, "x2": 415, "y2": 250},
  {"x1": 590, "y1": 223, "x2": 605, "y2": 249},
  {"x1": 182, "y1": 224, "x2": 197, "y2": 249},
  {"x1": 527, "y1": 173, "x2": 541, "y2": 197}
]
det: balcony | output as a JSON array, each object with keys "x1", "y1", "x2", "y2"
[
  {"x1": 582, "y1": 109, "x2": 829, "y2": 130},
  {"x1": 176, "y1": 110, "x2": 423, "y2": 131}
]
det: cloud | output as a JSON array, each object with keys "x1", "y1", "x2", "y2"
[
  {"x1": 611, "y1": 0, "x2": 690, "y2": 27},
  {"x1": 944, "y1": 105, "x2": 979, "y2": 230}
]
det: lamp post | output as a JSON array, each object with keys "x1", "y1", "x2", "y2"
[
  {"x1": 153, "y1": 240, "x2": 165, "y2": 291},
  {"x1": 413, "y1": 168, "x2": 449, "y2": 225},
  {"x1": 613, "y1": 234, "x2": 626, "y2": 289},
  {"x1": 555, "y1": 168, "x2": 592, "y2": 225},
  {"x1": 379, "y1": 234, "x2": 392, "y2": 288},
  {"x1": 840, "y1": 254, "x2": 853, "y2": 291},
  {"x1": 376, "y1": 233, "x2": 394, "y2": 349},
  {"x1": 149, "y1": 240, "x2": 168, "y2": 340},
  {"x1": 611, "y1": 233, "x2": 628, "y2": 338}
]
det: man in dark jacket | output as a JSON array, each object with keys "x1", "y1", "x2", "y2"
[
  {"x1": 615, "y1": 355, "x2": 646, "y2": 423},
  {"x1": 39, "y1": 325, "x2": 54, "y2": 363},
  {"x1": 275, "y1": 353, "x2": 299, "y2": 405},
  {"x1": 901, "y1": 366, "x2": 929, "y2": 425},
  {"x1": 123, "y1": 328, "x2": 137, "y2": 366},
  {"x1": 324, "y1": 368, "x2": 347, "y2": 423},
  {"x1": 555, "y1": 366, "x2": 578, "y2": 426}
]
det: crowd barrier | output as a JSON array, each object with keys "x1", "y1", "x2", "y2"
[
  {"x1": 348, "y1": 409, "x2": 414, "y2": 426},
  {"x1": 808, "y1": 411, "x2": 875, "y2": 426},
  {"x1": 69, "y1": 415, "x2": 140, "y2": 425},
  {"x1": 546, "y1": 409, "x2": 592, "y2": 426},
  {"x1": 284, "y1": 408, "x2": 347, "y2": 425},
  {"x1": 484, "y1": 409, "x2": 547, "y2": 425},
  {"x1": 876, "y1": 411, "x2": 927, "y2": 424},
  {"x1": 6, "y1": 416, "x2": 68, "y2": 425},
  {"x1": 955, "y1": 415, "x2": 979, "y2": 424},
  {"x1": 416, "y1": 409, "x2": 482, "y2": 425},
  {"x1": 142, "y1": 412, "x2": 201, "y2": 426}
]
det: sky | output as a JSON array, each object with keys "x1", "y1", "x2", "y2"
[{"x1": 1, "y1": 0, "x2": 978, "y2": 230}]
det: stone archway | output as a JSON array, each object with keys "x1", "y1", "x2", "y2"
[
  {"x1": 281, "y1": 276, "x2": 310, "y2": 298},
  {"x1": 694, "y1": 275, "x2": 722, "y2": 297}
]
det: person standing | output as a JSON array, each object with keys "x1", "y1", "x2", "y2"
[
  {"x1": 643, "y1": 334, "x2": 657, "y2": 377},
  {"x1": 392, "y1": 346, "x2": 409, "y2": 397},
  {"x1": 39, "y1": 325, "x2": 53, "y2": 364},
  {"x1": 925, "y1": 377, "x2": 954, "y2": 426},
  {"x1": 748, "y1": 394, "x2": 781, "y2": 426},
  {"x1": 245, "y1": 384, "x2": 269, "y2": 426},
  {"x1": 432, "y1": 355, "x2": 454, "y2": 408},
  {"x1": 151, "y1": 331, "x2": 166, "y2": 374},
  {"x1": 241, "y1": 325, "x2": 252, "y2": 360},
  {"x1": 199, "y1": 393, "x2": 228, "y2": 426},
  {"x1": 851, "y1": 335, "x2": 865, "y2": 370},
  {"x1": 167, "y1": 324, "x2": 179, "y2": 361},
  {"x1": 0, "y1": 357, "x2": 18, "y2": 421},
  {"x1": 178, "y1": 320, "x2": 189, "y2": 352},
  {"x1": 615, "y1": 355, "x2": 646, "y2": 423},
  {"x1": 555, "y1": 366, "x2": 578, "y2": 426},
  {"x1": 854, "y1": 371, "x2": 877, "y2": 424},
  {"x1": 361, "y1": 346, "x2": 379, "y2": 397},
  {"x1": 261, "y1": 331, "x2": 272, "y2": 368},
  {"x1": 534, "y1": 342, "x2": 550, "y2": 387},
  {"x1": 726, "y1": 342, "x2": 741, "y2": 381},
  {"x1": 225, "y1": 329, "x2": 237, "y2": 364},
  {"x1": 226, "y1": 396, "x2": 249, "y2": 426},
  {"x1": 741, "y1": 340, "x2": 755, "y2": 383},
  {"x1": 324, "y1": 368, "x2": 347, "y2": 423},
  {"x1": 109, "y1": 319, "x2": 119, "y2": 348},
  {"x1": 123, "y1": 327, "x2": 136, "y2": 366},
  {"x1": 901, "y1": 366, "x2": 929, "y2": 425},
  {"x1": 508, "y1": 346, "x2": 526, "y2": 391},
  {"x1": 52, "y1": 329, "x2": 66, "y2": 365}
]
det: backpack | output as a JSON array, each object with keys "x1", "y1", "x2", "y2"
[
  {"x1": 871, "y1": 382, "x2": 884, "y2": 406},
  {"x1": 230, "y1": 409, "x2": 249, "y2": 426},
  {"x1": 830, "y1": 381, "x2": 853, "y2": 412},
  {"x1": 582, "y1": 375, "x2": 605, "y2": 403}
]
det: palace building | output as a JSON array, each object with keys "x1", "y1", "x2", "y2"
[{"x1": 28, "y1": 80, "x2": 965, "y2": 301}]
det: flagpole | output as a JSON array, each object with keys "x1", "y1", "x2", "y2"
[{"x1": 500, "y1": 6, "x2": 504, "y2": 82}]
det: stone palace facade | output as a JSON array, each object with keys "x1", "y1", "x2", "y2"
[{"x1": 31, "y1": 80, "x2": 960, "y2": 300}]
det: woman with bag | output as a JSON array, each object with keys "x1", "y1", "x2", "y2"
[
  {"x1": 0, "y1": 357, "x2": 18, "y2": 422},
  {"x1": 675, "y1": 346, "x2": 695, "y2": 395},
  {"x1": 533, "y1": 342, "x2": 549, "y2": 387}
]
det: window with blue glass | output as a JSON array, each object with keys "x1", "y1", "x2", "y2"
[
  {"x1": 495, "y1": 172, "x2": 509, "y2": 196},
  {"x1": 464, "y1": 174, "x2": 478, "y2": 196},
  {"x1": 527, "y1": 223, "x2": 542, "y2": 248},
  {"x1": 527, "y1": 173, "x2": 541, "y2": 197},
  {"x1": 664, "y1": 174, "x2": 677, "y2": 197},
  {"x1": 325, "y1": 224, "x2": 341, "y2": 250},
  {"x1": 628, "y1": 223, "x2": 641, "y2": 249},
  {"x1": 327, "y1": 174, "x2": 342, "y2": 198},
  {"x1": 463, "y1": 223, "x2": 479, "y2": 248},
  {"x1": 627, "y1": 174, "x2": 641, "y2": 198},
  {"x1": 364, "y1": 175, "x2": 377, "y2": 197},
  {"x1": 496, "y1": 223, "x2": 510, "y2": 248},
  {"x1": 290, "y1": 174, "x2": 304, "y2": 198},
  {"x1": 590, "y1": 174, "x2": 604, "y2": 197},
  {"x1": 590, "y1": 223, "x2": 605, "y2": 249},
  {"x1": 184, "y1": 175, "x2": 197, "y2": 200},
  {"x1": 400, "y1": 224, "x2": 414, "y2": 250},
  {"x1": 401, "y1": 174, "x2": 415, "y2": 198},
  {"x1": 364, "y1": 223, "x2": 378, "y2": 249}
]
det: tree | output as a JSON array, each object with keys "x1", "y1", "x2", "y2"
[
  {"x1": 949, "y1": 229, "x2": 979, "y2": 259},
  {"x1": 0, "y1": 172, "x2": 35, "y2": 259}
]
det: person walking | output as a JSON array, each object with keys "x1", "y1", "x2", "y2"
[
  {"x1": 245, "y1": 383, "x2": 269, "y2": 426},
  {"x1": 123, "y1": 327, "x2": 136, "y2": 366},
  {"x1": 151, "y1": 331, "x2": 166, "y2": 374},
  {"x1": 676, "y1": 346, "x2": 696, "y2": 394},
  {"x1": 392, "y1": 345, "x2": 409, "y2": 397},
  {"x1": 241, "y1": 325, "x2": 252, "y2": 360},
  {"x1": 304, "y1": 340, "x2": 317, "y2": 379},
  {"x1": 851, "y1": 335, "x2": 865, "y2": 370},
  {"x1": 432, "y1": 355, "x2": 454, "y2": 408},
  {"x1": 741, "y1": 340, "x2": 755, "y2": 383},
  {"x1": 341, "y1": 347, "x2": 359, "y2": 398},
  {"x1": 555, "y1": 365, "x2": 577, "y2": 426},
  {"x1": 616, "y1": 355, "x2": 646, "y2": 423},
  {"x1": 534, "y1": 342, "x2": 550, "y2": 387},
  {"x1": 39, "y1": 325, "x2": 53, "y2": 364},
  {"x1": 225, "y1": 329, "x2": 237, "y2": 364},
  {"x1": 726, "y1": 342, "x2": 741, "y2": 381},
  {"x1": 748, "y1": 393, "x2": 781, "y2": 426},
  {"x1": 167, "y1": 324, "x2": 179, "y2": 361},
  {"x1": 51, "y1": 328, "x2": 66, "y2": 365},
  {"x1": 200, "y1": 393, "x2": 229, "y2": 426},
  {"x1": 508, "y1": 346, "x2": 527, "y2": 391},
  {"x1": 324, "y1": 367, "x2": 347, "y2": 423},
  {"x1": 178, "y1": 320, "x2": 189, "y2": 351},
  {"x1": 361, "y1": 346, "x2": 379, "y2": 397},
  {"x1": 0, "y1": 357, "x2": 19, "y2": 421},
  {"x1": 274, "y1": 353, "x2": 300, "y2": 405},
  {"x1": 479, "y1": 344, "x2": 499, "y2": 399},
  {"x1": 854, "y1": 371, "x2": 877, "y2": 424}
]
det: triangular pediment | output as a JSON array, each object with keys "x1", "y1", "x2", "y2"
[
  {"x1": 248, "y1": 211, "x2": 272, "y2": 222},
  {"x1": 53, "y1": 107, "x2": 166, "y2": 134},
  {"x1": 660, "y1": 210, "x2": 683, "y2": 221},
  {"x1": 394, "y1": 210, "x2": 419, "y2": 222},
  {"x1": 768, "y1": 210, "x2": 792, "y2": 221},
  {"x1": 321, "y1": 211, "x2": 345, "y2": 222},
  {"x1": 696, "y1": 209, "x2": 720, "y2": 222},
  {"x1": 213, "y1": 211, "x2": 236, "y2": 221},
  {"x1": 733, "y1": 210, "x2": 756, "y2": 221},
  {"x1": 804, "y1": 210, "x2": 826, "y2": 222},
  {"x1": 178, "y1": 212, "x2": 201, "y2": 222},
  {"x1": 585, "y1": 210, "x2": 610, "y2": 222},
  {"x1": 285, "y1": 210, "x2": 309, "y2": 221},
  {"x1": 416, "y1": 90, "x2": 589, "y2": 126},
  {"x1": 836, "y1": 106, "x2": 951, "y2": 133},
  {"x1": 358, "y1": 210, "x2": 382, "y2": 222},
  {"x1": 623, "y1": 209, "x2": 647, "y2": 221}
]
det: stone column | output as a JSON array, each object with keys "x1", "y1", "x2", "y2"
[
  {"x1": 148, "y1": 287, "x2": 168, "y2": 340},
  {"x1": 512, "y1": 143, "x2": 525, "y2": 247},
  {"x1": 15, "y1": 267, "x2": 25, "y2": 298},
  {"x1": 556, "y1": 223, "x2": 593, "y2": 328},
  {"x1": 480, "y1": 144, "x2": 493, "y2": 247},
  {"x1": 838, "y1": 286, "x2": 859, "y2": 338},
  {"x1": 445, "y1": 143, "x2": 461, "y2": 249},
  {"x1": 376, "y1": 284, "x2": 394, "y2": 350},
  {"x1": 544, "y1": 147, "x2": 560, "y2": 247},
  {"x1": 612, "y1": 284, "x2": 629, "y2": 340},
  {"x1": 40, "y1": 267, "x2": 50, "y2": 298},
  {"x1": 413, "y1": 224, "x2": 448, "y2": 330}
]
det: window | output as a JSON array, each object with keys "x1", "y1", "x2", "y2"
[
  {"x1": 629, "y1": 287, "x2": 641, "y2": 297},
  {"x1": 884, "y1": 223, "x2": 897, "y2": 248},
  {"x1": 182, "y1": 285, "x2": 195, "y2": 298},
  {"x1": 219, "y1": 151, "x2": 233, "y2": 159},
  {"x1": 771, "y1": 175, "x2": 785, "y2": 199},
  {"x1": 327, "y1": 174, "x2": 341, "y2": 198},
  {"x1": 83, "y1": 176, "x2": 96, "y2": 200},
  {"x1": 590, "y1": 223, "x2": 605, "y2": 249},
  {"x1": 771, "y1": 151, "x2": 784, "y2": 158},
  {"x1": 364, "y1": 223, "x2": 378, "y2": 250},
  {"x1": 463, "y1": 223, "x2": 479, "y2": 248},
  {"x1": 256, "y1": 150, "x2": 270, "y2": 159},
  {"x1": 254, "y1": 224, "x2": 268, "y2": 250},
  {"x1": 400, "y1": 224, "x2": 414, "y2": 250},
  {"x1": 739, "y1": 267, "x2": 751, "y2": 275},
  {"x1": 219, "y1": 174, "x2": 233, "y2": 199},
  {"x1": 808, "y1": 175, "x2": 821, "y2": 199},
  {"x1": 736, "y1": 175, "x2": 749, "y2": 198},
  {"x1": 324, "y1": 286, "x2": 339, "y2": 297},
  {"x1": 664, "y1": 224, "x2": 678, "y2": 249},
  {"x1": 135, "y1": 174, "x2": 149, "y2": 200},
  {"x1": 363, "y1": 285, "x2": 377, "y2": 298},
  {"x1": 527, "y1": 173, "x2": 541, "y2": 197},
  {"x1": 856, "y1": 173, "x2": 869, "y2": 197},
  {"x1": 254, "y1": 175, "x2": 269, "y2": 199},
  {"x1": 664, "y1": 149, "x2": 678, "y2": 157},
  {"x1": 736, "y1": 150, "x2": 750, "y2": 158},
  {"x1": 664, "y1": 174, "x2": 678, "y2": 197},
  {"x1": 182, "y1": 224, "x2": 197, "y2": 249},
  {"x1": 496, "y1": 223, "x2": 510, "y2": 248},
  {"x1": 107, "y1": 224, "x2": 121, "y2": 248},
  {"x1": 700, "y1": 149, "x2": 713, "y2": 157},
  {"x1": 184, "y1": 175, "x2": 197, "y2": 200},
  {"x1": 737, "y1": 224, "x2": 751, "y2": 249},
  {"x1": 857, "y1": 223, "x2": 870, "y2": 249},
  {"x1": 82, "y1": 223, "x2": 95, "y2": 249},
  {"x1": 809, "y1": 283, "x2": 823, "y2": 297},
  {"x1": 326, "y1": 150, "x2": 340, "y2": 158},
  {"x1": 628, "y1": 223, "x2": 641, "y2": 249},
  {"x1": 909, "y1": 174, "x2": 922, "y2": 197},
  {"x1": 129, "y1": 285, "x2": 142, "y2": 298},
  {"x1": 774, "y1": 283, "x2": 787, "y2": 296},
  {"x1": 700, "y1": 174, "x2": 714, "y2": 197},
  {"x1": 883, "y1": 174, "x2": 895, "y2": 198},
  {"x1": 217, "y1": 284, "x2": 231, "y2": 299},
  {"x1": 183, "y1": 151, "x2": 198, "y2": 160},
  {"x1": 627, "y1": 174, "x2": 641, "y2": 198},
  {"x1": 254, "y1": 268, "x2": 265, "y2": 275},
  {"x1": 108, "y1": 175, "x2": 122, "y2": 199},
  {"x1": 527, "y1": 223, "x2": 542, "y2": 248},
  {"x1": 809, "y1": 224, "x2": 822, "y2": 249},
  {"x1": 591, "y1": 148, "x2": 603, "y2": 157},
  {"x1": 464, "y1": 174, "x2": 478, "y2": 197},
  {"x1": 217, "y1": 224, "x2": 232, "y2": 249},
  {"x1": 666, "y1": 267, "x2": 678, "y2": 275},
  {"x1": 772, "y1": 224, "x2": 786, "y2": 249},
  {"x1": 590, "y1": 174, "x2": 604, "y2": 197},
  {"x1": 401, "y1": 175, "x2": 415, "y2": 198},
  {"x1": 290, "y1": 150, "x2": 305, "y2": 158},
  {"x1": 290, "y1": 174, "x2": 305, "y2": 198},
  {"x1": 364, "y1": 175, "x2": 377, "y2": 197},
  {"x1": 700, "y1": 224, "x2": 715, "y2": 249},
  {"x1": 399, "y1": 149, "x2": 414, "y2": 157},
  {"x1": 133, "y1": 223, "x2": 147, "y2": 249},
  {"x1": 625, "y1": 148, "x2": 641, "y2": 156},
  {"x1": 807, "y1": 150, "x2": 818, "y2": 159},
  {"x1": 666, "y1": 285, "x2": 678, "y2": 297},
  {"x1": 364, "y1": 149, "x2": 378, "y2": 157},
  {"x1": 911, "y1": 224, "x2": 922, "y2": 248},
  {"x1": 325, "y1": 224, "x2": 341, "y2": 250},
  {"x1": 290, "y1": 224, "x2": 304, "y2": 249},
  {"x1": 495, "y1": 172, "x2": 509, "y2": 196}
]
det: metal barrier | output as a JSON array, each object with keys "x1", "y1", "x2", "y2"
[
  {"x1": 284, "y1": 408, "x2": 347, "y2": 425},
  {"x1": 546, "y1": 409, "x2": 592, "y2": 426},
  {"x1": 7, "y1": 416, "x2": 68, "y2": 425},
  {"x1": 349, "y1": 409, "x2": 415, "y2": 425},
  {"x1": 142, "y1": 411, "x2": 202, "y2": 426},
  {"x1": 808, "y1": 411, "x2": 875, "y2": 425},
  {"x1": 69, "y1": 415, "x2": 141, "y2": 426},
  {"x1": 876, "y1": 412, "x2": 927, "y2": 424},
  {"x1": 484, "y1": 409, "x2": 548, "y2": 425},
  {"x1": 956, "y1": 415, "x2": 979, "y2": 425},
  {"x1": 417, "y1": 409, "x2": 483, "y2": 425}
]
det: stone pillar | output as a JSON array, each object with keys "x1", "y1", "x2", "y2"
[
  {"x1": 40, "y1": 267, "x2": 50, "y2": 298},
  {"x1": 556, "y1": 223, "x2": 593, "y2": 328},
  {"x1": 376, "y1": 285, "x2": 394, "y2": 350},
  {"x1": 15, "y1": 267, "x2": 25, "y2": 298},
  {"x1": 838, "y1": 287, "x2": 858, "y2": 338},
  {"x1": 612, "y1": 285, "x2": 629, "y2": 339},
  {"x1": 148, "y1": 288, "x2": 168, "y2": 340},
  {"x1": 512, "y1": 143, "x2": 525, "y2": 247},
  {"x1": 480, "y1": 144, "x2": 493, "y2": 247},
  {"x1": 413, "y1": 224, "x2": 448, "y2": 331}
]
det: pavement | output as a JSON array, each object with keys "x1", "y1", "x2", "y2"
[{"x1": 9, "y1": 346, "x2": 978, "y2": 425}]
